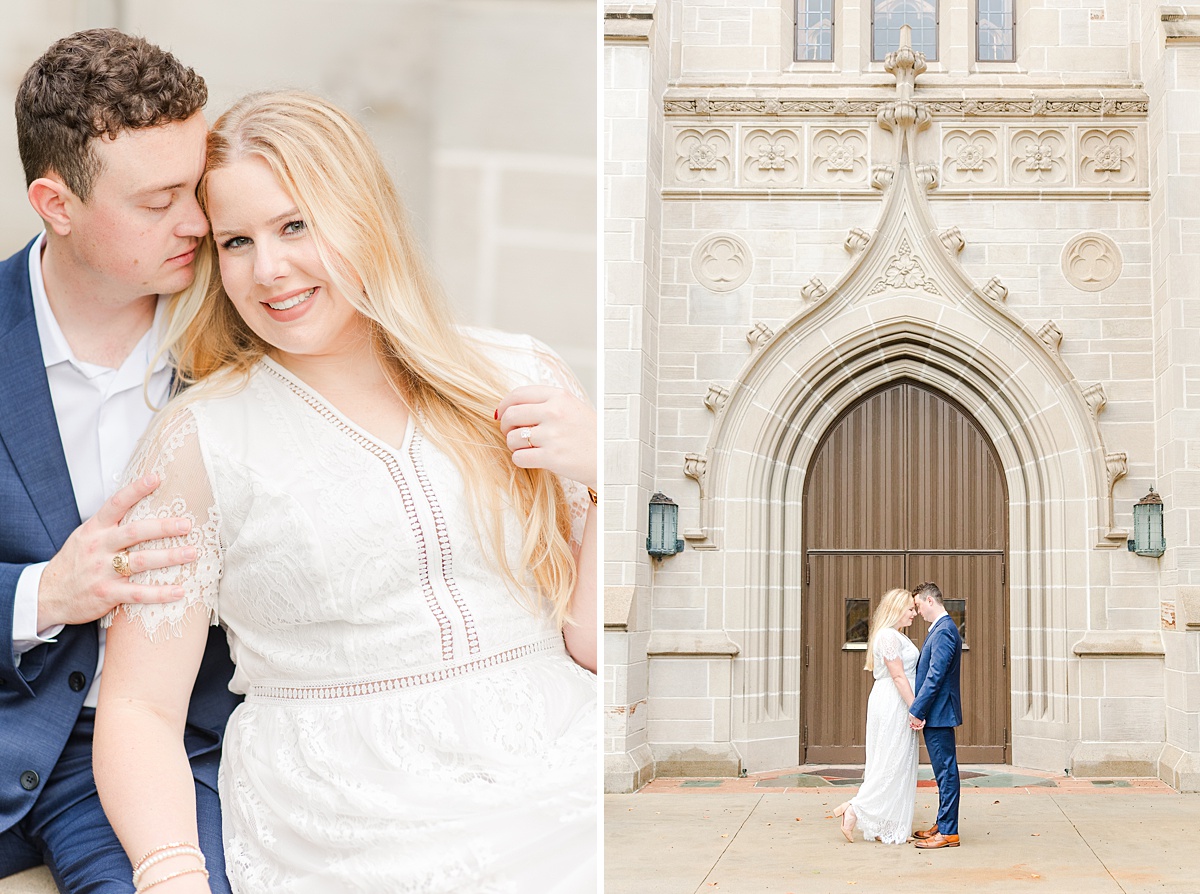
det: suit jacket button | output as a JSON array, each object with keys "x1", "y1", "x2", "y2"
[
  {"x1": 68, "y1": 672, "x2": 87, "y2": 692},
  {"x1": 19, "y1": 770, "x2": 39, "y2": 791}
]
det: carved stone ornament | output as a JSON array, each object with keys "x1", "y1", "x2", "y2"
[
  {"x1": 663, "y1": 97, "x2": 1149, "y2": 119},
  {"x1": 746, "y1": 321, "x2": 774, "y2": 351},
  {"x1": 683, "y1": 453, "x2": 708, "y2": 482},
  {"x1": 1079, "y1": 129, "x2": 1137, "y2": 185},
  {"x1": 1083, "y1": 383, "x2": 1108, "y2": 417},
  {"x1": 1037, "y1": 321, "x2": 1064, "y2": 355},
  {"x1": 845, "y1": 227, "x2": 873, "y2": 253},
  {"x1": 743, "y1": 129, "x2": 801, "y2": 184},
  {"x1": 981, "y1": 276, "x2": 1009, "y2": 303},
  {"x1": 674, "y1": 128, "x2": 732, "y2": 183},
  {"x1": 704, "y1": 384, "x2": 730, "y2": 414},
  {"x1": 915, "y1": 163, "x2": 939, "y2": 189},
  {"x1": 868, "y1": 236, "x2": 941, "y2": 296},
  {"x1": 1062, "y1": 231, "x2": 1122, "y2": 292},
  {"x1": 801, "y1": 277, "x2": 829, "y2": 303},
  {"x1": 871, "y1": 164, "x2": 895, "y2": 190},
  {"x1": 1106, "y1": 452, "x2": 1128, "y2": 490},
  {"x1": 812, "y1": 129, "x2": 868, "y2": 184},
  {"x1": 942, "y1": 128, "x2": 1001, "y2": 186},
  {"x1": 939, "y1": 227, "x2": 965, "y2": 253},
  {"x1": 692, "y1": 233, "x2": 752, "y2": 293},
  {"x1": 1011, "y1": 130, "x2": 1068, "y2": 185}
]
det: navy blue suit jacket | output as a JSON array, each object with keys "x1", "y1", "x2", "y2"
[
  {"x1": 909, "y1": 613, "x2": 963, "y2": 728},
  {"x1": 0, "y1": 240, "x2": 239, "y2": 831}
]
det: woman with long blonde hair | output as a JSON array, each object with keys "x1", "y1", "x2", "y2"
[
  {"x1": 93, "y1": 91, "x2": 596, "y2": 893},
  {"x1": 832, "y1": 587, "x2": 920, "y2": 845}
]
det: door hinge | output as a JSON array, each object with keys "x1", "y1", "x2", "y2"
[
  {"x1": 1001, "y1": 559, "x2": 1006, "y2": 586},
  {"x1": 1002, "y1": 643, "x2": 1007, "y2": 668},
  {"x1": 805, "y1": 644, "x2": 810, "y2": 668},
  {"x1": 804, "y1": 722, "x2": 808, "y2": 741},
  {"x1": 805, "y1": 561, "x2": 810, "y2": 586}
]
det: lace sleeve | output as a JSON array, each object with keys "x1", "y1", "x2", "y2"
[
  {"x1": 526, "y1": 336, "x2": 593, "y2": 549},
  {"x1": 101, "y1": 407, "x2": 222, "y2": 641},
  {"x1": 876, "y1": 628, "x2": 904, "y2": 663}
]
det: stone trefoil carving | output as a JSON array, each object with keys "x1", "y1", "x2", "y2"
[
  {"x1": 704, "y1": 384, "x2": 730, "y2": 414},
  {"x1": 868, "y1": 236, "x2": 940, "y2": 296},
  {"x1": 692, "y1": 233, "x2": 752, "y2": 292},
  {"x1": 1062, "y1": 232, "x2": 1122, "y2": 292}
]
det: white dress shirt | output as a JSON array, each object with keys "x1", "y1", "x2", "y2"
[{"x1": 11, "y1": 232, "x2": 171, "y2": 707}]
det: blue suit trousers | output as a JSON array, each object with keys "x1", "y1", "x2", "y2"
[
  {"x1": 922, "y1": 725, "x2": 960, "y2": 836},
  {"x1": 0, "y1": 709, "x2": 230, "y2": 893}
]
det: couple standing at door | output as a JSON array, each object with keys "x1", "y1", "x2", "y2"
[{"x1": 833, "y1": 582, "x2": 963, "y2": 849}]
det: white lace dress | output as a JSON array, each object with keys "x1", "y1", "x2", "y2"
[
  {"x1": 848, "y1": 627, "x2": 920, "y2": 844},
  {"x1": 107, "y1": 332, "x2": 597, "y2": 893}
]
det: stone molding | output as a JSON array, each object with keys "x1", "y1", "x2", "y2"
[
  {"x1": 646, "y1": 631, "x2": 741, "y2": 657},
  {"x1": 664, "y1": 96, "x2": 1149, "y2": 118},
  {"x1": 1071, "y1": 631, "x2": 1166, "y2": 657}
]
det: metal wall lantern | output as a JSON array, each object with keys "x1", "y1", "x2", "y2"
[
  {"x1": 647, "y1": 492, "x2": 684, "y2": 558},
  {"x1": 1128, "y1": 487, "x2": 1166, "y2": 558}
]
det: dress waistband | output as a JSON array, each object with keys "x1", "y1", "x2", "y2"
[{"x1": 247, "y1": 634, "x2": 565, "y2": 702}]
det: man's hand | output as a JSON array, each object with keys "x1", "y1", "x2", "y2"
[{"x1": 36, "y1": 474, "x2": 195, "y2": 629}]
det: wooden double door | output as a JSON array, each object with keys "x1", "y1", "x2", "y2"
[{"x1": 801, "y1": 381, "x2": 1009, "y2": 763}]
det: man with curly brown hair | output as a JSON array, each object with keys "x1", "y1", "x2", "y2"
[{"x1": 0, "y1": 29, "x2": 238, "y2": 893}]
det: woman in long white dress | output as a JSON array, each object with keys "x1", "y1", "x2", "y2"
[
  {"x1": 92, "y1": 91, "x2": 596, "y2": 893},
  {"x1": 833, "y1": 587, "x2": 920, "y2": 845}
]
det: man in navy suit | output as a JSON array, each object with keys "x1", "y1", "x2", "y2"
[
  {"x1": 0, "y1": 30, "x2": 238, "y2": 892},
  {"x1": 908, "y1": 580, "x2": 963, "y2": 849}
]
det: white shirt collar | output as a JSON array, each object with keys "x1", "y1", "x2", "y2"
[{"x1": 28, "y1": 231, "x2": 171, "y2": 379}]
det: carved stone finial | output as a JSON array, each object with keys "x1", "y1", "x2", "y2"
[
  {"x1": 845, "y1": 227, "x2": 873, "y2": 254},
  {"x1": 1083, "y1": 383, "x2": 1108, "y2": 417},
  {"x1": 871, "y1": 164, "x2": 895, "y2": 190},
  {"x1": 981, "y1": 276, "x2": 1009, "y2": 303},
  {"x1": 683, "y1": 453, "x2": 708, "y2": 481},
  {"x1": 877, "y1": 24, "x2": 931, "y2": 164},
  {"x1": 704, "y1": 384, "x2": 730, "y2": 414},
  {"x1": 746, "y1": 321, "x2": 774, "y2": 351},
  {"x1": 801, "y1": 277, "x2": 828, "y2": 303},
  {"x1": 916, "y1": 163, "x2": 939, "y2": 189},
  {"x1": 1037, "y1": 320, "x2": 1064, "y2": 354},
  {"x1": 939, "y1": 227, "x2": 965, "y2": 253}
]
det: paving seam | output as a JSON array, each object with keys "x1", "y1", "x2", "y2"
[
  {"x1": 1049, "y1": 791, "x2": 1128, "y2": 894},
  {"x1": 690, "y1": 793, "x2": 764, "y2": 894}
]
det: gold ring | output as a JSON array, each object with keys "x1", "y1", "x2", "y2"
[
  {"x1": 112, "y1": 552, "x2": 133, "y2": 577},
  {"x1": 519, "y1": 427, "x2": 533, "y2": 446}
]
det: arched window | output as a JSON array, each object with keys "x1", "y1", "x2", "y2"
[
  {"x1": 872, "y1": 0, "x2": 938, "y2": 61},
  {"x1": 977, "y1": 0, "x2": 1015, "y2": 61},
  {"x1": 796, "y1": 0, "x2": 834, "y2": 62}
]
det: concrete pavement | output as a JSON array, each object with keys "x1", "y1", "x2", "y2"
[{"x1": 605, "y1": 768, "x2": 1200, "y2": 894}]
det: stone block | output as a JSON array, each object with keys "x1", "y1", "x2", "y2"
[
  {"x1": 1071, "y1": 741, "x2": 1161, "y2": 777},
  {"x1": 1100, "y1": 696, "x2": 1165, "y2": 741}
]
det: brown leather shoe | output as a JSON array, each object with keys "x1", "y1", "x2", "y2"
[
  {"x1": 913, "y1": 823, "x2": 939, "y2": 840},
  {"x1": 914, "y1": 833, "x2": 960, "y2": 849}
]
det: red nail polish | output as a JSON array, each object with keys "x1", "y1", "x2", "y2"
[{"x1": 494, "y1": 410, "x2": 499, "y2": 420}]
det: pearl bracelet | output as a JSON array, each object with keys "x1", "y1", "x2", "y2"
[
  {"x1": 132, "y1": 845, "x2": 205, "y2": 887},
  {"x1": 137, "y1": 866, "x2": 209, "y2": 892}
]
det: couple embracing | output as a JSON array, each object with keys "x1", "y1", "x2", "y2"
[
  {"x1": 834, "y1": 582, "x2": 963, "y2": 849},
  {"x1": 1, "y1": 28, "x2": 596, "y2": 893}
]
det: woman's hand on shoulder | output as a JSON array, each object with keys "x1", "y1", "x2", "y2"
[{"x1": 496, "y1": 385, "x2": 596, "y2": 489}]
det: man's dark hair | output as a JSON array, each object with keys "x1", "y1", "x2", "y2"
[
  {"x1": 16, "y1": 28, "x2": 206, "y2": 202},
  {"x1": 913, "y1": 581, "x2": 943, "y2": 605}
]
